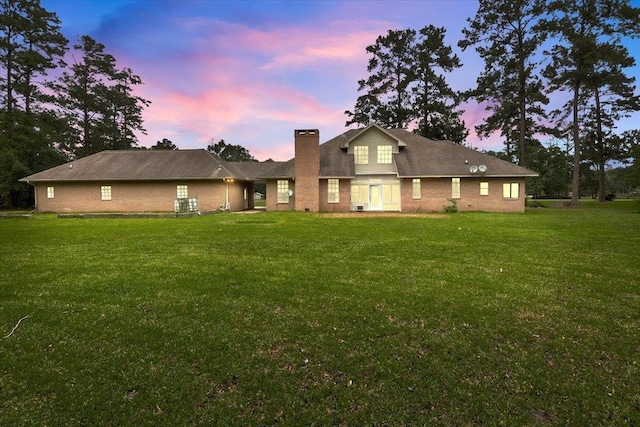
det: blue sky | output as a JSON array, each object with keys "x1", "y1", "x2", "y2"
[{"x1": 41, "y1": 0, "x2": 640, "y2": 160}]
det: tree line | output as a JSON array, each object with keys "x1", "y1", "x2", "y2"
[
  {"x1": 0, "y1": 0, "x2": 149, "y2": 208},
  {"x1": 347, "y1": 0, "x2": 640, "y2": 205},
  {"x1": 3, "y1": 0, "x2": 640, "y2": 209}
]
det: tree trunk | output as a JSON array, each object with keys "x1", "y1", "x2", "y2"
[
  {"x1": 571, "y1": 85, "x2": 581, "y2": 207},
  {"x1": 518, "y1": 26, "x2": 526, "y2": 167},
  {"x1": 594, "y1": 88, "x2": 606, "y2": 203}
]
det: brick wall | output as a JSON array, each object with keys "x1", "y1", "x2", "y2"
[
  {"x1": 293, "y1": 129, "x2": 320, "y2": 212},
  {"x1": 318, "y1": 179, "x2": 351, "y2": 212},
  {"x1": 34, "y1": 180, "x2": 229, "y2": 213},
  {"x1": 266, "y1": 179, "x2": 294, "y2": 211},
  {"x1": 401, "y1": 178, "x2": 526, "y2": 213}
]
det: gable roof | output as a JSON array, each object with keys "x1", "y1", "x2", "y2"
[
  {"x1": 21, "y1": 149, "x2": 236, "y2": 182},
  {"x1": 21, "y1": 126, "x2": 537, "y2": 183},
  {"x1": 257, "y1": 126, "x2": 537, "y2": 179}
]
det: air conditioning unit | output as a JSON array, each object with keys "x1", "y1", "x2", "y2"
[{"x1": 356, "y1": 205, "x2": 364, "y2": 212}]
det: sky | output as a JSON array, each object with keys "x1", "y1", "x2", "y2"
[{"x1": 40, "y1": 0, "x2": 640, "y2": 161}]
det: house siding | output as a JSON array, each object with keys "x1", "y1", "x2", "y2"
[
  {"x1": 33, "y1": 180, "x2": 230, "y2": 213},
  {"x1": 348, "y1": 127, "x2": 399, "y2": 176},
  {"x1": 266, "y1": 179, "x2": 295, "y2": 211},
  {"x1": 319, "y1": 179, "x2": 351, "y2": 212},
  {"x1": 401, "y1": 178, "x2": 527, "y2": 213}
]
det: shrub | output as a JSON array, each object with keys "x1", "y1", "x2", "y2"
[{"x1": 443, "y1": 198, "x2": 458, "y2": 213}]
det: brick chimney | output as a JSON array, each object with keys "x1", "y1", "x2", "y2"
[{"x1": 294, "y1": 129, "x2": 320, "y2": 212}]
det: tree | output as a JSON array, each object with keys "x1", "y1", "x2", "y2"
[
  {"x1": 102, "y1": 67, "x2": 150, "y2": 150},
  {"x1": 55, "y1": 35, "x2": 150, "y2": 158},
  {"x1": 151, "y1": 138, "x2": 177, "y2": 150},
  {"x1": 413, "y1": 25, "x2": 467, "y2": 142},
  {"x1": 580, "y1": 43, "x2": 640, "y2": 201},
  {"x1": 543, "y1": 0, "x2": 640, "y2": 206},
  {"x1": 459, "y1": 0, "x2": 549, "y2": 166},
  {"x1": 0, "y1": 0, "x2": 68, "y2": 208},
  {"x1": 346, "y1": 27, "x2": 466, "y2": 142},
  {"x1": 207, "y1": 139, "x2": 255, "y2": 161},
  {"x1": 346, "y1": 29, "x2": 416, "y2": 129}
]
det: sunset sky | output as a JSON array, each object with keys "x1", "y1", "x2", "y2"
[{"x1": 40, "y1": 0, "x2": 640, "y2": 161}]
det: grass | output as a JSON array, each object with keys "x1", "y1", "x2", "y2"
[{"x1": 1, "y1": 202, "x2": 639, "y2": 426}]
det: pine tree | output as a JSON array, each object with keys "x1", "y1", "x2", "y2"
[
  {"x1": 543, "y1": 0, "x2": 640, "y2": 205},
  {"x1": 459, "y1": 0, "x2": 549, "y2": 166},
  {"x1": 346, "y1": 29, "x2": 417, "y2": 129},
  {"x1": 346, "y1": 27, "x2": 466, "y2": 142},
  {"x1": 56, "y1": 35, "x2": 150, "y2": 157},
  {"x1": 412, "y1": 25, "x2": 467, "y2": 143},
  {"x1": 0, "y1": 0, "x2": 67, "y2": 208}
]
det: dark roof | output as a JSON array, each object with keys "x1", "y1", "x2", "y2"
[
  {"x1": 257, "y1": 125, "x2": 537, "y2": 179},
  {"x1": 20, "y1": 149, "x2": 237, "y2": 182},
  {"x1": 387, "y1": 129, "x2": 538, "y2": 178},
  {"x1": 21, "y1": 126, "x2": 537, "y2": 183},
  {"x1": 233, "y1": 160, "x2": 288, "y2": 180}
]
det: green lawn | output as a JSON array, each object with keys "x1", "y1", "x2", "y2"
[{"x1": 1, "y1": 203, "x2": 639, "y2": 426}]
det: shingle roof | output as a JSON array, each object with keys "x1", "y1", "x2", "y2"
[
  {"x1": 20, "y1": 149, "x2": 236, "y2": 182},
  {"x1": 387, "y1": 129, "x2": 538, "y2": 177},
  {"x1": 21, "y1": 126, "x2": 537, "y2": 183},
  {"x1": 256, "y1": 126, "x2": 537, "y2": 179}
]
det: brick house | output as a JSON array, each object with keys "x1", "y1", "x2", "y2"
[
  {"x1": 21, "y1": 124, "x2": 537, "y2": 213},
  {"x1": 261, "y1": 124, "x2": 537, "y2": 213}
]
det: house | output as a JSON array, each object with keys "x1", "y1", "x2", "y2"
[
  {"x1": 21, "y1": 124, "x2": 537, "y2": 213},
  {"x1": 19, "y1": 149, "x2": 267, "y2": 213}
]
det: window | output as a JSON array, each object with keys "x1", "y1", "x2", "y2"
[
  {"x1": 101, "y1": 185, "x2": 112, "y2": 201},
  {"x1": 480, "y1": 181, "x2": 489, "y2": 196},
  {"x1": 46, "y1": 186, "x2": 54, "y2": 199},
  {"x1": 503, "y1": 182, "x2": 519, "y2": 199},
  {"x1": 382, "y1": 183, "x2": 400, "y2": 203},
  {"x1": 412, "y1": 179, "x2": 421, "y2": 199},
  {"x1": 327, "y1": 179, "x2": 339, "y2": 203},
  {"x1": 350, "y1": 184, "x2": 368, "y2": 204},
  {"x1": 377, "y1": 145, "x2": 392, "y2": 164},
  {"x1": 354, "y1": 146, "x2": 368, "y2": 164},
  {"x1": 277, "y1": 180, "x2": 289, "y2": 203},
  {"x1": 177, "y1": 185, "x2": 188, "y2": 199},
  {"x1": 452, "y1": 178, "x2": 460, "y2": 199}
]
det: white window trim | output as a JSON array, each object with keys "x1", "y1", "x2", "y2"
[
  {"x1": 101, "y1": 185, "x2": 112, "y2": 201},
  {"x1": 46, "y1": 186, "x2": 54, "y2": 199},
  {"x1": 503, "y1": 182, "x2": 519, "y2": 199},
  {"x1": 480, "y1": 181, "x2": 489, "y2": 196},
  {"x1": 177, "y1": 185, "x2": 188, "y2": 199},
  {"x1": 354, "y1": 146, "x2": 368, "y2": 165},
  {"x1": 412, "y1": 179, "x2": 421, "y2": 199},
  {"x1": 277, "y1": 180, "x2": 289, "y2": 204},
  {"x1": 327, "y1": 179, "x2": 339, "y2": 203},
  {"x1": 452, "y1": 178, "x2": 461, "y2": 199},
  {"x1": 377, "y1": 145, "x2": 392, "y2": 164}
]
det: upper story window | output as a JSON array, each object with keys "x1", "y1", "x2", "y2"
[
  {"x1": 377, "y1": 145, "x2": 392, "y2": 164},
  {"x1": 452, "y1": 178, "x2": 461, "y2": 199},
  {"x1": 177, "y1": 185, "x2": 188, "y2": 199},
  {"x1": 354, "y1": 146, "x2": 368, "y2": 165},
  {"x1": 503, "y1": 182, "x2": 519, "y2": 199},
  {"x1": 277, "y1": 180, "x2": 289, "y2": 203}
]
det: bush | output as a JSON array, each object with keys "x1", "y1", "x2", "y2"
[
  {"x1": 526, "y1": 199, "x2": 546, "y2": 208},
  {"x1": 443, "y1": 198, "x2": 458, "y2": 213}
]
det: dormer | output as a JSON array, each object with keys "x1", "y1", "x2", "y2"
[{"x1": 341, "y1": 123, "x2": 405, "y2": 175}]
